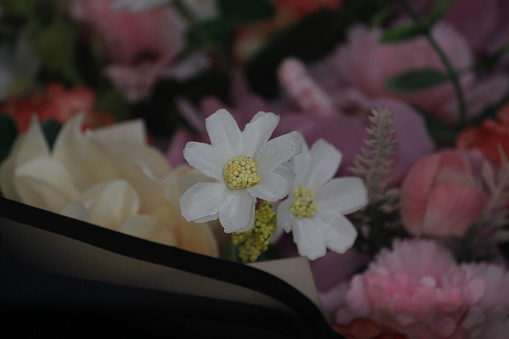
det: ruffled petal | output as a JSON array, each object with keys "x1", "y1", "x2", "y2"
[
  {"x1": 52, "y1": 115, "x2": 119, "y2": 191},
  {"x1": 61, "y1": 201, "x2": 90, "y2": 223},
  {"x1": 292, "y1": 218, "x2": 327, "y2": 260},
  {"x1": 183, "y1": 141, "x2": 224, "y2": 181},
  {"x1": 256, "y1": 131, "x2": 304, "y2": 175},
  {"x1": 241, "y1": 112, "x2": 279, "y2": 157},
  {"x1": 180, "y1": 181, "x2": 227, "y2": 222},
  {"x1": 318, "y1": 177, "x2": 367, "y2": 215},
  {"x1": 120, "y1": 214, "x2": 177, "y2": 246},
  {"x1": 15, "y1": 156, "x2": 79, "y2": 211},
  {"x1": 205, "y1": 109, "x2": 242, "y2": 158},
  {"x1": 247, "y1": 165, "x2": 294, "y2": 201},
  {"x1": 218, "y1": 189, "x2": 256, "y2": 233},
  {"x1": 91, "y1": 119, "x2": 146, "y2": 145},
  {"x1": 306, "y1": 139, "x2": 342, "y2": 189},
  {"x1": 87, "y1": 180, "x2": 140, "y2": 230},
  {"x1": 316, "y1": 212, "x2": 358, "y2": 254}
]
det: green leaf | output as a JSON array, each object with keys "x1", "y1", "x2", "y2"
[
  {"x1": 219, "y1": 0, "x2": 275, "y2": 23},
  {"x1": 379, "y1": 23, "x2": 424, "y2": 43},
  {"x1": 40, "y1": 119, "x2": 61, "y2": 149},
  {"x1": 386, "y1": 69, "x2": 449, "y2": 92},
  {"x1": 427, "y1": 0, "x2": 454, "y2": 26},
  {"x1": 33, "y1": 20, "x2": 81, "y2": 84},
  {"x1": 0, "y1": 115, "x2": 18, "y2": 164}
]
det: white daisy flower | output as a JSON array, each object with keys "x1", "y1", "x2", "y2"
[
  {"x1": 276, "y1": 139, "x2": 368, "y2": 260},
  {"x1": 180, "y1": 109, "x2": 304, "y2": 233}
]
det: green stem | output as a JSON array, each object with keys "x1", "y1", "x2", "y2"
[{"x1": 397, "y1": 0, "x2": 467, "y2": 127}]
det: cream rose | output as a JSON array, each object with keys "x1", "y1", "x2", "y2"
[{"x1": 0, "y1": 115, "x2": 218, "y2": 257}]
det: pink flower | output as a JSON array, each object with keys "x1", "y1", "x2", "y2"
[
  {"x1": 70, "y1": 0, "x2": 184, "y2": 102},
  {"x1": 328, "y1": 25, "x2": 508, "y2": 124},
  {"x1": 400, "y1": 150, "x2": 487, "y2": 237},
  {"x1": 334, "y1": 239, "x2": 509, "y2": 339}
]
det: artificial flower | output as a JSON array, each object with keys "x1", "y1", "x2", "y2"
[
  {"x1": 70, "y1": 0, "x2": 184, "y2": 102},
  {"x1": 328, "y1": 24, "x2": 508, "y2": 124},
  {"x1": 0, "y1": 114, "x2": 218, "y2": 257},
  {"x1": 180, "y1": 108, "x2": 304, "y2": 233},
  {"x1": 276, "y1": 139, "x2": 367, "y2": 260},
  {"x1": 0, "y1": 82, "x2": 115, "y2": 132},
  {"x1": 332, "y1": 318, "x2": 408, "y2": 339},
  {"x1": 456, "y1": 103, "x2": 509, "y2": 167},
  {"x1": 333, "y1": 239, "x2": 509, "y2": 339},
  {"x1": 400, "y1": 150, "x2": 488, "y2": 237}
]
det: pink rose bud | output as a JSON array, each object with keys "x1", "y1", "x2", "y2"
[{"x1": 400, "y1": 150, "x2": 487, "y2": 237}]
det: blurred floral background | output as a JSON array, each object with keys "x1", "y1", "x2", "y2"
[{"x1": 1, "y1": 0, "x2": 509, "y2": 338}]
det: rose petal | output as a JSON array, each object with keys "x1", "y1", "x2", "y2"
[{"x1": 120, "y1": 214, "x2": 176, "y2": 246}]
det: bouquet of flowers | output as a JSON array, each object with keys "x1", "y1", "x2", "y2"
[{"x1": 1, "y1": 0, "x2": 509, "y2": 338}]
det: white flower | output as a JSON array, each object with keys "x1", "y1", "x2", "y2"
[
  {"x1": 276, "y1": 139, "x2": 368, "y2": 260},
  {"x1": 0, "y1": 114, "x2": 218, "y2": 257},
  {"x1": 180, "y1": 109, "x2": 304, "y2": 233}
]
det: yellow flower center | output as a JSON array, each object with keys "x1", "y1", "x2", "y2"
[
  {"x1": 290, "y1": 186, "x2": 317, "y2": 218},
  {"x1": 223, "y1": 155, "x2": 260, "y2": 190}
]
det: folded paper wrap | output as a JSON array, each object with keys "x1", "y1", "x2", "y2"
[{"x1": 0, "y1": 198, "x2": 343, "y2": 338}]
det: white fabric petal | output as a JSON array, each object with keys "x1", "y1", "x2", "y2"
[
  {"x1": 317, "y1": 177, "x2": 368, "y2": 215},
  {"x1": 180, "y1": 181, "x2": 227, "y2": 222},
  {"x1": 218, "y1": 189, "x2": 256, "y2": 233},
  {"x1": 256, "y1": 131, "x2": 304, "y2": 175},
  {"x1": 306, "y1": 139, "x2": 342, "y2": 190},
  {"x1": 316, "y1": 211, "x2": 358, "y2": 254},
  {"x1": 205, "y1": 109, "x2": 242, "y2": 158},
  {"x1": 292, "y1": 218, "x2": 327, "y2": 260},
  {"x1": 15, "y1": 157, "x2": 79, "y2": 211},
  {"x1": 291, "y1": 143, "x2": 311, "y2": 187},
  {"x1": 241, "y1": 112, "x2": 279, "y2": 157},
  {"x1": 87, "y1": 180, "x2": 140, "y2": 230},
  {"x1": 120, "y1": 215, "x2": 177, "y2": 246},
  {"x1": 91, "y1": 119, "x2": 146, "y2": 145},
  {"x1": 276, "y1": 198, "x2": 294, "y2": 233},
  {"x1": 247, "y1": 165, "x2": 293, "y2": 201},
  {"x1": 52, "y1": 115, "x2": 119, "y2": 191},
  {"x1": 183, "y1": 142, "x2": 224, "y2": 181},
  {"x1": 193, "y1": 213, "x2": 219, "y2": 224}
]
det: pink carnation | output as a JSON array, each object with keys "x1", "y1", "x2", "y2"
[
  {"x1": 70, "y1": 0, "x2": 184, "y2": 102},
  {"x1": 334, "y1": 239, "x2": 509, "y2": 339}
]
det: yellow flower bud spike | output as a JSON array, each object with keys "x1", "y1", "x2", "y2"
[{"x1": 232, "y1": 201, "x2": 276, "y2": 263}]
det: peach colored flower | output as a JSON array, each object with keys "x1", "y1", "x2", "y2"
[
  {"x1": 400, "y1": 150, "x2": 488, "y2": 237},
  {"x1": 0, "y1": 115, "x2": 218, "y2": 257},
  {"x1": 0, "y1": 83, "x2": 114, "y2": 132},
  {"x1": 456, "y1": 104, "x2": 509, "y2": 168},
  {"x1": 70, "y1": 0, "x2": 184, "y2": 102}
]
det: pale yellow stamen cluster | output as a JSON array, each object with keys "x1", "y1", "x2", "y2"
[
  {"x1": 223, "y1": 155, "x2": 260, "y2": 190},
  {"x1": 290, "y1": 186, "x2": 317, "y2": 218},
  {"x1": 232, "y1": 201, "x2": 276, "y2": 263}
]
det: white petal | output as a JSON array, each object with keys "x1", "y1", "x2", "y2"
[
  {"x1": 291, "y1": 145, "x2": 311, "y2": 187},
  {"x1": 180, "y1": 181, "x2": 227, "y2": 222},
  {"x1": 15, "y1": 157, "x2": 79, "y2": 211},
  {"x1": 120, "y1": 215, "x2": 177, "y2": 246},
  {"x1": 306, "y1": 139, "x2": 342, "y2": 189},
  {"x1": 241, "y1": 112, "x2": 279, "y2": 157},
  {"x1": 292, "y1": 218, "x2": 327, "y2": 260},
  {"x1": 248, "y1": 165, "x2": 293, "y2": 201},
  {"x1": 316, "y1": 211, "x2": 357, "y2": 254},
  {"x1": 317, "y1": 177, "x2": 367, "y2": 215},
  {"x1": 276, "y1": 198, "x2": 294, "y2": 233},
  {"x1": 205, "y1": 109, "x2": 242, "y2": 158},
  {"x1": 219, "y1": 190, "x2": 256, "y2": 233},
  {"x1": 183, "y1": 142, "x2": 224, "y2": 181},
  {"x1": 52, "y1": 115, "x2": 118, "y2": 191},
  {"x1": 87, "y1": 180, "x2": 140, "y2": 230},
  {"x1": 256, "y1": 131, "x2": 304, "y2": 175}
]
